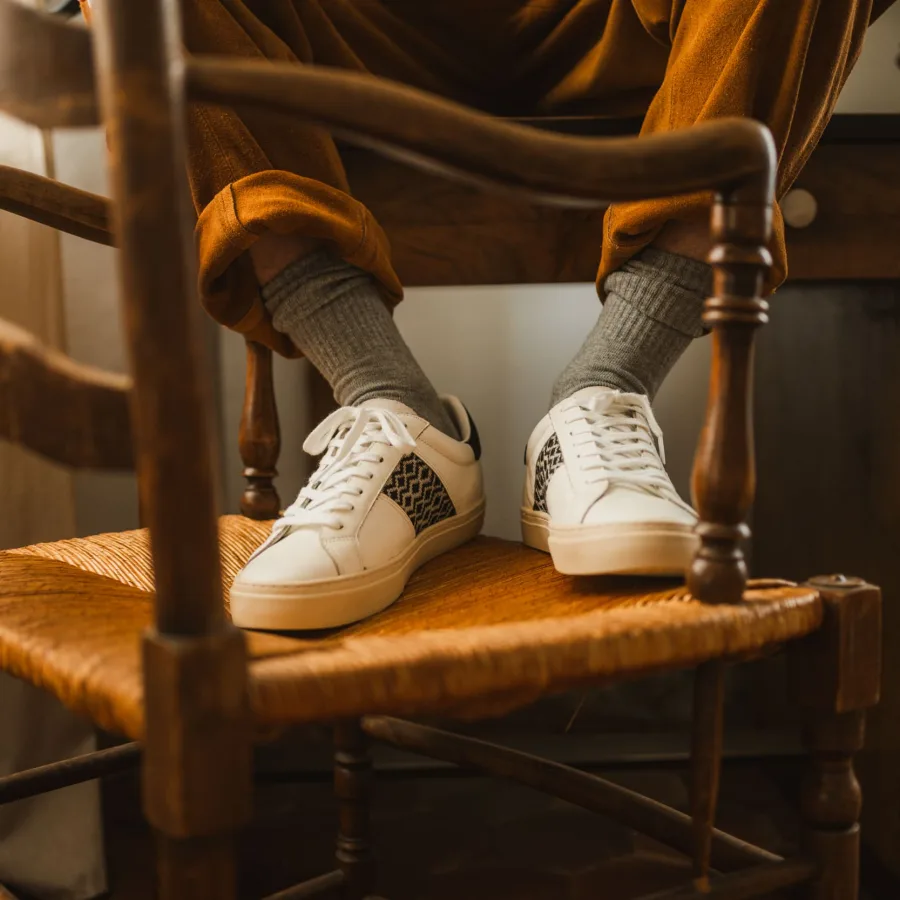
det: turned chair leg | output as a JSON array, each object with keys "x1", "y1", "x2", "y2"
[
  {"x1": 789, "y1": 576, "x2": 882, "y2": 900},
  {"x1": 335, "y1": 719, "x2": 376, "y2": 900},
  {"x1": 690, "y1": 660, "x2": 726, "y2": 891},
  {"x1": 801, "y1": 711, "x2": 865, "y2": 900},
  {"x1": 240, "y1": 340, "x2": 282, "y2": 520}
]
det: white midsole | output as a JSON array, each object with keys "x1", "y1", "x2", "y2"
[
  {"x1": 230, "y1": 501, "x2": 486, "y2": 630},
  {"x1": 521, "y1": 507, "x2": 697, "y2": 576}
]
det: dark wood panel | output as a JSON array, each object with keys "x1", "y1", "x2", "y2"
[
  {"x1": 785, "y1": 145, "x2": 900, "y2": 280},
  {"x1": 103, "y1": 757, "x2": 813, "y2": 900},
  {"x1": 752, "y1": 283, "x2": 900, "y2": 878},
  {"x1": 343, "y1": 147, "x2": 605, "y2": 286},
  {"x1": 343, "y1": 144, "x2": 900, "y2": 286}
]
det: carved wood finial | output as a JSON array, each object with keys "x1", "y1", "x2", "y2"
[{"x1": 239, "y1": 340, "x2": 281, "y2": 520}]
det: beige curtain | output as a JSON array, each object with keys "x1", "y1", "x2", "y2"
[
  {"x1": 0, "y1": 11, "x2": 106, "y2": 893},
  {"x1": 0, "y1": 111, "x2": 76, "y2": 548}
]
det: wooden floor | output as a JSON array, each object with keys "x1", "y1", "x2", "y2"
[{"x1": 102, "y1": 755, "x2": 821, "y2": 900}]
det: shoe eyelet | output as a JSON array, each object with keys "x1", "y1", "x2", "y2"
[
  {"x1": 378, "y1": 456, "x2": 385, "y2": 463},
  {"x1": 368, "y1": 474, "x2": 374, "y2": 480}
]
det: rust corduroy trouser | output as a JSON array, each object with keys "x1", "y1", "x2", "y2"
[{"x1": 177, "y1": 0, "x2": 872, "y2": 357}]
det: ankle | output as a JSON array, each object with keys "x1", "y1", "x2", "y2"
[
  {"x1": 552, "y1": 247, "x2": 709, "y2": 406},
  {"x1": 250, "y1": 232, "x2": 325, "y2": 286},
  {"x1": 347, "y1": 389, "x2": 460, "y2": 440},
  {"x1": 258, "y1": 249, "x2": 458, "y2": 441},
  {"x1": 551, "y1": 374, "x2": 642, "y2": 408}
]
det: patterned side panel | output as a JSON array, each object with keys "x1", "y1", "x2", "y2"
[
  {"x1": 382, "y1": 454, "x2": 457, "y2": 535},
  {"x1": 533, "y1": 433, "x2": 563, "y2": 513}
]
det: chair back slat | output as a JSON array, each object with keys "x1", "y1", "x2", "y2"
[
  {"x1": 0, "y1": 164, "x2": 112, "y2": 245},
  {"x1": 0, "y1": 318, "x2": 132, "y2": 469},
  {"x1": 90, "y1": 0, "x2": 223, "y2": 636},
  {"x1": 0, "y1": 0, "x2": 98, "y2": 128}
]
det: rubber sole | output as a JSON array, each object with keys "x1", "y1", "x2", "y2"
[
  {"x1": 521, "y1": 508, "x2": 697, "y2": 576},
  {"x1": 230, "y1": 501, "x2": 486, "y2": 630}
]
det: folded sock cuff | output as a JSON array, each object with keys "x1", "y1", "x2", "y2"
[{"x1": 603, "y1": 247, "x2": 710, "y2": 339}]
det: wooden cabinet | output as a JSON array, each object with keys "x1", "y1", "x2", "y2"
[{"x1": 343, "y1": 128, "x2": 900, "y2": 287}]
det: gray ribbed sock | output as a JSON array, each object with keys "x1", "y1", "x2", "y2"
[
  {"x1": 263, "y1": 249, "x2": 459, "y2": 438},
  {"x1": 551, "y1": 248, "x2": 711, "y2": 404}
]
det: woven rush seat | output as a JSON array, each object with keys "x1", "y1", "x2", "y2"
[{"x1": 0, "y1": 515, "x2": 822, "y2": 740}]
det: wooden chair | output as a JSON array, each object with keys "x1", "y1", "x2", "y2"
[{"x1": 0, "y1": 1, "x2": 883, "y2": 898}]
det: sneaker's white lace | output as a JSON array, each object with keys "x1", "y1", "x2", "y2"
[
  {"x1": 562, "y1": 392, "x2": 693, "y2": 514},
  {"x1": 272, "y1": 405, "x2": 416, "y2": 537}
]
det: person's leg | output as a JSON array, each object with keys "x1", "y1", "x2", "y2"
[
  {"x1": 597, "y1": 0, "x2": 872, "y2": 286},
  {"x1": 522, "y1": 0, "x2": 872, "y2": 574},
  {"x1": 185, "y1": 1, "x2": 488, "y2": 629},
  {"x1": 184, "y1": 0, "x2": 480, "y2": 436},
  {"x1": 551, "y1": 248, "x2": 709, "y2": 403},
  {"x1": 543, "y1": 0, "x2": 871, "y2": 407},
  {"x1": 261, "y1": 250, "x2": 460, "y2": 432}
]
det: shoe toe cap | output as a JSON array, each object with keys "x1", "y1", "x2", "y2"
[
  {"x1": 233, "y1": 528, "x2": 339, "y2": 588},
  {"x1": 583, "y1": 486, "x2": 697, "y2": 528}
]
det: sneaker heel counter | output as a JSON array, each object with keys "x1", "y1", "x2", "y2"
[
  {"x1": 472, "y1": 457, "x2": 486, "y2": 511},
  {"x1": 464, "y1": 406, "x2": 482, "y2": 460},
  {"x1": 522, "y1": 452, "x2": 536, "y2": 509}
]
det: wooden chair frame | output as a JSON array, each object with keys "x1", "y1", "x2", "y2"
[{"x1": 0, "y1": 1, "x2": 885, "y2": 898}]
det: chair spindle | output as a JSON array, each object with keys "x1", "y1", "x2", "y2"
[
  {"x1": 240, "y1": 339, "x2": 282, "y2": 519},
  {"x1": 690, "y1": 660, "x2": 726, "y2": 890},
  {"x1": 688, "y1": 177, "x2": 774, "y2": 605}
]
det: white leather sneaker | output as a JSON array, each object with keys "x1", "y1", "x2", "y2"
[
  {"x1": 521, "y1": 387, "x2": 698, "y2": 576},
  {"x1": 231, "y1": 397, "x2": 485, "y2": 630}
]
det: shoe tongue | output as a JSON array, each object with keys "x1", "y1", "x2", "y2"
[
  {"x1": 567, "y1": 386, "x2": 621, "y2": 404},
  {"x1": 357, "y1": 398, "x2": 417, "y2": 416},
  {"x1": 567, "y1": 387, "x2": 659, "y2": 462},
  {"x1": 566, "y1": 387, "x2": 639, "y2": 429}
]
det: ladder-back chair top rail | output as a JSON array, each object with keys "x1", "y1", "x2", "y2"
[{"x1": 185, "y1": 58, "x2": 775, "y2": 208}]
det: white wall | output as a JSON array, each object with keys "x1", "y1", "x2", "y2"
[
  {"x1": 217, "y1": 285, "x2": 710, "y2": 540},
  {"x1": 836, "y1": 3, "x2": 900, "y2": 114},
  {"x1": 395, "y1": 285, "x2": 710, "y2": 539}
]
